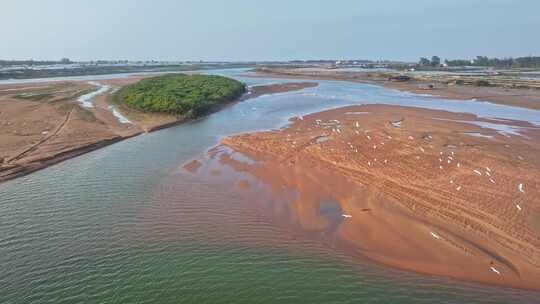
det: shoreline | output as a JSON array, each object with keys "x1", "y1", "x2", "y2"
[
  {"x1": 0, "y1": 136, "x2": 129, "y2": 184},
  {"x1": 0, "y1": 80, "x2": 318, "y2": 184},
  {"x1": 0, "y1": 64, "x2": 254, "y2": 83},
  {"x1": 250, "y1": 68, "x2": 540, "y2": 111},
  {"x1": 212, "y1": 104, "x2": 540, "y2": 290}
]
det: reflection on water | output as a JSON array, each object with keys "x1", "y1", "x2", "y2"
[
  {"x1": 0, "y1": 69, "x2": 539, "y2": 303},
  {"x1": 433, "y1": 117, "x2": 536, "y2": 137},
  {"x1": 152, "y1": 146, "x2": 539, "y2": 303}
]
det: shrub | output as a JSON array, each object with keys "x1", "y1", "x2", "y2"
[{"x1": 118, "y1": 74, "x2": 245, "y2": 117}]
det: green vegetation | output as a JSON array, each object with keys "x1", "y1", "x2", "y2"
[
  {"x1": 117, "y1": 74, "x2": 246, "y2": 117},
  {"x1": 419, "y1": 56, "x2": 441, "y2": 67},
  {"x1": 14, "y1": 92, "x2": 54, "y2": 101},
  {"x1": 419, "y1": 55, "x2": 540, "y2": 68},
  {"x1": 451, "y1": 56, "x2": 540, "y2": 68},
  {"x1": 0, "y1": 59, "x2": 71, "y2": 67},
  {"x1": 419, "y1": 57, "x2": 431, "y2": 66},
  {"x1": 0, "y1": 62, "x2": 254, "y2": 81},
  {"x1": 14, "y1": 87, "x2": 95, "y2": 103}
]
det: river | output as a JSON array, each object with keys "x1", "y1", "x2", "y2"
[{"x1": 1, "y1": 69, "x2": 539, "y2": 303}]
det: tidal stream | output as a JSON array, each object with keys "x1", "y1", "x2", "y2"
[{"x1": 1, "y1": 69, "x2": 539, "y2": 303}]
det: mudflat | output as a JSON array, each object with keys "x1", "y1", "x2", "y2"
[
  {"x1": 216, "y1": 104, "x2": 540, "y2": 290},
  {"x1": 0, "y1": 77, "x2": 146, "y2": 182},
  {"x1": 0, "y1": 77, "x2": 318, "y2": 183},
  {"x1": 252, "y1": 68, "x2": 540, "y2": 110},
  {"x1": 241, "y1": 82, "x2": 318, "y2": 100}
]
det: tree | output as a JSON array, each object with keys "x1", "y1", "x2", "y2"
[
  {"x1": 474, "y1": 56, "x2": 489, "y2": 66},
  {"x1": 431, "y1": 56, "x2": 441, "y2": 66},
  {"x1": 419, "y1": 57, "x2": 430, "y2": 66},
  {"x1": 445, "y1": 59, "x2": 470, "y2": 66}
]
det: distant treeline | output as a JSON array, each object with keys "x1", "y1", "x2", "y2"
[
  {"x1": 0, "y1": 58, "x2": 71, "y2": 66},
  {"x1": 419, "y1": 56, "x2": 540, "y2": 68},
  {"x1": 447, "y1": 56, "x2": 540, "y2": 68},
  {"x1": 0, "y1": 63, "x2": 254, "y2": 81}
]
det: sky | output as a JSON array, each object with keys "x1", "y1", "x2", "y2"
[{"x1": 1, "y1": 0, "x2": 539, "y2": 62}]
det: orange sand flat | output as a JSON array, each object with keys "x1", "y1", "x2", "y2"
[
  {"x1": 219, "y1": 104, "x2": 540, "y2": 290},
  {"x1": 252, "y1": 69, "x2": 540, "y2": 111}
]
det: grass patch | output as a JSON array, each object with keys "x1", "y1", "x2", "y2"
[
  {"x1": 59, "y1": 88, "x2": 96, "y2": 102},
  {"x1": 75, "y1": 106, "x2": 98, "y2": 122},
  {"x1": 14, "y1": 92, "x2": 54, "y2": 101}
]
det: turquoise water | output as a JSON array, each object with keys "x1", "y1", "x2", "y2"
[{"x1": 1, "y1": 69, "x2": 539, "y2": 303}]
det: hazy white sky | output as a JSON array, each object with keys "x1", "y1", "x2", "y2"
[{"x1": 1, "y1": 0, "x2": 539, "y2": 61}]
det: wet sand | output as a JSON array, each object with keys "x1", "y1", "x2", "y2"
[
  {"x1": 252, "y1": 68, "x2": 540, "y2": 110},
  {"x1": 211, "y1": 104, "x2": 540, "y2": 290},
  {"x1": 384, "y1": 80, "x2": 540, "y2": 111},
  {"x1": 241, "y1": 82, "x2": 318, "y2": 100},
  {"x1": 0, "y1": 78, "x2": 144, "y2": 183},
  {"x1": 0, "y1": 78, "x2": 318, "y2": 183}
]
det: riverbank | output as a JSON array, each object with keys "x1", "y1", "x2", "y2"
[
  {"x1": 0, "y1": 63, "x2": 254, "y2": 81},
  {"x1": 213, "y1": 104, "x2": 540, "y2": 290},
  {"x1": 0, "y1": 78, "x2": 318, "y2": 183},
  {"x1": 252, "y1": 67, "x2": 540, "y2": 110},
  {"x1": 240, "y1": 82, "x2": 318, "y2": 100}
]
